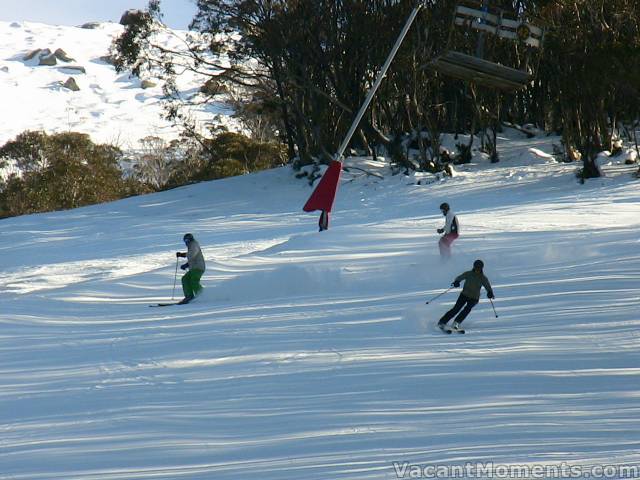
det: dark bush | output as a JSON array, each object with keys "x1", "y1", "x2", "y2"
[
  {"x1": 167, "y1": 132, "x2": 287, "y2": 187},
  {"x1": 0, "y1": 131, "x2": 147, "y2": 218}
]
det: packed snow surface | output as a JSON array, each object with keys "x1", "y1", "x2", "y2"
[{"x1": 1, "y1": 129, "x2": 639, "y2": 478}]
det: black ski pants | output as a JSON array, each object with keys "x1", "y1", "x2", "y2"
[{"x1": 438, "y1": 293, "x2": 478, "y2": 325}]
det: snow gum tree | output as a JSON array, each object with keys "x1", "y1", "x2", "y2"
[
  {"x1": 535, "y1": 0, "x2": 640, "y2": 179},
  {"x1": 113, "y1": 0, "x2": 640, "y2": 178}
]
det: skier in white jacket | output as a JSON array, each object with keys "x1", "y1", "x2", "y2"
[
  {"x1": 176, "y1": 233, "x2": 205, "y2": 304},
  {"x1": 437, "y1": 202, "x2": 459, "y2": 259}
]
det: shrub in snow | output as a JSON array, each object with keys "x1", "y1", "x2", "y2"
[
  {"x1": 131, "y1": 136, "x2": 178, "y2": 190},
  {"x1": 295, "y1": 163, "x2": 326, "y2": 184},
  {"x1": 167, "y1": 132, "x2": 287, "y2": 188},
  {"x1": 200, "y1": 78, "x2": 227, "y2": 96},
  {"x1": 0, "y1": 131, "x2": 147, "y2": 217},
  {"x1": 522, "y1": 124, "x2": 539, "y2": 137},
  {"x1": 80, "y1": 22, "x2": 102, "y2": 30},
  {"x1": 455, "y1": 143, "x2": 472, "y2": 164},
  {"x1": 120, "y1": 9, "x2": 145, "y2": 26}
]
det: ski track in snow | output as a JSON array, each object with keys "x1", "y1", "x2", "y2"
[{"x1": 1, "y1": 136, "x2": 640, "y2": 476}]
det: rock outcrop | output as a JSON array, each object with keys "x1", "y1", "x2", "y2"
[
  {"x1": 23, "y1": 48, "x2": 50, "y2": 61},
  {"x1": 63, "y1": 77, "x2": 80, "y2": 91},
  {"x1": 39, "y1": 53, "x2": 57, "y2": 66},
  {"x1": 61, "y1": 65, "x2": 87, "y2": 74},
  {"x1": 54, "y1": 48, "x2": 75, "y2": 63},
  {"x1": 24, "y1": 48, "x2": 76, "y2": 66}
]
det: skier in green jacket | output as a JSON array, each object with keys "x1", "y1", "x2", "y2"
[
  {"x1": 438, "y1": 259, "x2": 494, "y2": 332},
  {"x1": 176, "y1": 233, "x2": 205, "y2": 304}
]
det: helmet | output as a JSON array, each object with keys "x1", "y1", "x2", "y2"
[
  {"x1": 439, "y1": 202, "x2": 450, "y2": 211},
  {"x1": 183, "y1": 233, "x2": 194, "y2": 243},
  {"x1": 473, "y1": 259, "x2": 484, "y2": 270}
]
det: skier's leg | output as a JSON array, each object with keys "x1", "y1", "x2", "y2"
[
  {"x1": 453, "y1": 296, "x2": 479, "y2": 325},
  {"x1": 448, "y1": 233, "x2": 459, "y2": 251},
  {"x1": 181, "y1": 271, "x2": 194, "y2": 298},
  {"x1": 438, "y1": 294, "x2": 467, "y2": 325},
  {"x1": 439, "y1": 233, "x2": 459, "y2": 258},
  {"x1": 190, "y1": 269, "x2": 204, "y2": 296},
  {"x1": 438, "y1": 237, "x2": 450, "y2": 258}
]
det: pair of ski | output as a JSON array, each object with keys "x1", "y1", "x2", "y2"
[
  {"x1": 149, "y1": 299, "x2": 192, "y2": 307},
  {"x1": 150, "y1": 292, "x2": 201, "y2": 307},
  {"x1": 438, "y1": 324, "x2": 465, "y2": 334}
]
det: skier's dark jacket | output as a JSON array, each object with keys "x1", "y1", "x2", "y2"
[{"x1": 455, "y1": 270, "x2": 493, "y2": 300}]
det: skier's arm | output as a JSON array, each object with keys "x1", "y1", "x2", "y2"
[
  {"x1": 452, "y1": 271, "x2": 469, "y2": 287},
  {"x1": 482, "y1": 277, "x2": 495, "y2": 298}
]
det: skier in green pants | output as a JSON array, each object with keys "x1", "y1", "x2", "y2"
[{"x1": 176, "y1": 233, "x2": 205, "y2": 304}]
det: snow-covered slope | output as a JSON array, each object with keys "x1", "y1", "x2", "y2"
[
  {"x1": 1, "y1": 131, "x2": 639, "y2": 479},
  {"x1": 0, "y1": 20, "x2": 235, "y2": 149}
]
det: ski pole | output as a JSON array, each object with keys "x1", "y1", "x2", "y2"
[
  {"x1": 426, "y1": 286, "x2": 454, "y2": 304},
  {"x1": 171, "y1": 257, "x2": 179, "y2": 300},
  {"x1": 489, "y1": 298, "x2": 499, "y2": 318}
]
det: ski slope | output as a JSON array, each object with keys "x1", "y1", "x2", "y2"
[{"x1": 1, "y1": 132, "x2": 640, "y2": 479}]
